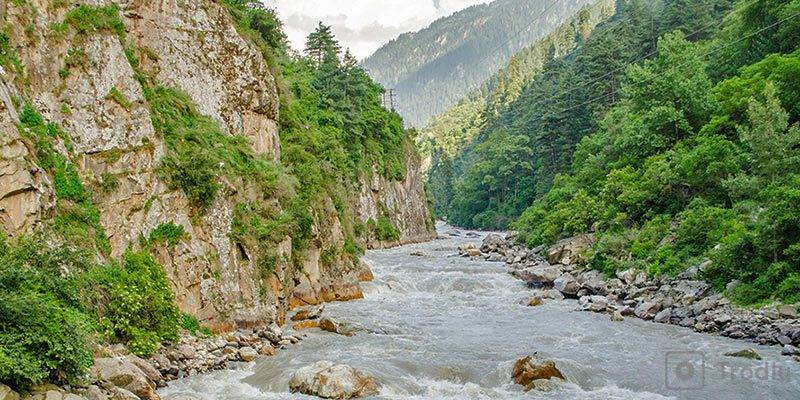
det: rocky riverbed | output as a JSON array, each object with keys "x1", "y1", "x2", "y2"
[{"x1": 464, "y1": 231, "x2": 800, "y2": 360}]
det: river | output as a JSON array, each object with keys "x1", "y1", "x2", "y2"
[{"x1": 160, "y1": 225, "x2": 800, "y2": 399}]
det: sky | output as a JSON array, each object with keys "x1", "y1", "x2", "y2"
[{"x1": 262, "y1": 0, "x2": 490, "y2": 60}]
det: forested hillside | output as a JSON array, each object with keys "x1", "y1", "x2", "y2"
[
  {"x1": 432, "y1": 0, "x2": 800, "y2": 305},
  {"x1": 422, "y1": 0, "x2": 617, "y2": 210},
  {"x1": 361, "y1": 0, "x2": 596, "y2": 128}
]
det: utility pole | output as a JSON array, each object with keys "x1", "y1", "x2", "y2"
[{"x1": 386, "y1": 88, "x2": 396, "y2": 111}]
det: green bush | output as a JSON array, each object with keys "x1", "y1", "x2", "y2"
[
  {"x1": 82, "y1": 251, "x2": 181, "y2": 357},
  {"x1": 0, "y1": 235, "x2": 95, "y2": 388},
  {"x1": 64, "y1": 4, "x2": 126, "y2": 41},
  {"x1": 146, "y1": 222, "x2": 187, "y2": 248}
]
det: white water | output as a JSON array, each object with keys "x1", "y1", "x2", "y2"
[{"x1": 160, "y1": 225, "x2": 800, "y2": 399}]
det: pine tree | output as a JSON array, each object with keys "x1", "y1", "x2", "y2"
[{"x1": 305, "y1": 22, "x2": 341, "y2": 64}]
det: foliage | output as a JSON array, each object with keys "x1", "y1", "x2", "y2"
[
  {"x1": 368, "y1": 216, "x2": 401, "y2": 242},
  {"x1": 431, "y1": 0, "x2": 728, "y2": 227},
  {"x1": 63, "y1": 4, "x2": 126, "y2": 42},
  {"x1": 146, "y1": 86, "x2": 295, "y2": 209},
  {"x1": 0, "y1": 233, "x2": 181, "y2": 388},
  {"x1": 500, "y1": 0, "x2": 800, "y2": 305},
  {"x1": 146, "y1": 222, "x2": 187, "y2": 248}
]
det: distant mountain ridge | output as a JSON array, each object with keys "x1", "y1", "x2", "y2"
[{"x1": 361, "y1": 0, "x2": 597, "y2": 128}]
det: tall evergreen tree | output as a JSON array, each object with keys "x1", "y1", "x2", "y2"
[{"x1": 305, "y1": 22, "x2": 341, "y2": 64}]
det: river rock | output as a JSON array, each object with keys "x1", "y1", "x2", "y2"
[
  {"x1": 724, "y1": 348, "x2": 762, "y2": 360},
  {"x1": 289, "y1": 361, "x2": 378, "y2": 399},
  {"x1": 553, "y1": 274, "x2": 579, "y2": 296},
  {"x1": 511, "y1": 354, "x2": 566, "y2": 391},
  {"x1": 513, "y1": 263, "x2": 560, "y2": 285},
  {"x1": 778, "y1": 305, "x2": 799, "y2": 319},
  {"x1": 293, "y1": 320, "x2": 321, "y2": 330},
  {"x1": 292, "y1": 305, "x2": 325, "y2": 321},
  {"x1": 481, "y1": 234, "x2": 507, "y2": 253},
  {"x1": 782, "y1": 345, "x2": 800, "y2": 356},
  {"x1": 320, "y1": 317, "x2": 356, "y2": 336},
  {"x1": 0, "y1": 385, "x2": 19, "y2": 400},
  {"x1": 615, "y1": 268, "x2": 638, "y2": 285},
  {"x1": 610, "y1": 311, "x2": 624, "y2": 322},
  {"x1": 524, "y1": 296, "x2": 544, "y2": 307},
  {"x1": 654, "y1": 308, "x2": 672, "y2": 323},
  {"x1": 634, "y1": 302, "x2": 661, "y2": 320},
  {"x1": 532, "y1": 289, "x2": 565, "y2": 300},
  {"x1": 238, "y1": 347, "x2": 258, "y2": 362},
  {"x1": 547, "y1": 234, "x2": 594, "y2": 265},
  {"x1": 91, "y1": 356, "x2": 160, "y2": 400}
]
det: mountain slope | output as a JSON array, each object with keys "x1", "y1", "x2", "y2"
[{"x1": 361, "y1": 0, "x2": 596, "y2": 128}]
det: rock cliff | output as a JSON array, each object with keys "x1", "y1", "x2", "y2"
[{"x1": 0, "y1": 0, "x2": 434, "y2": 331}]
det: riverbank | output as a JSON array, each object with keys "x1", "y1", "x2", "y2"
[{"x1": 462, "y1": 231, "x2": 800, "y2": 360}]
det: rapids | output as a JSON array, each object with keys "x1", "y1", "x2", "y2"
[{"x1": 160, "y1": 225, "x2": 800, "y2": 399}]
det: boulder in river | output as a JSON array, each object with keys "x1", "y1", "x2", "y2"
[
  {"x1": 634, "y1": 302, "x2": 661, "y2": 320},
  {"x1": 289, "y1": 361, "x2": 378, "y2": 399},
  {"x1": 512, "y1": 354, "x2": 566, "y2": 391},
  {"x1": 320, "y1": 317, "x2": 357, "y2": 336},
  {"x1": 292, "y1": 305, "x2": 325, "y2": 321},
  {"x1": 724, "y1": 348, "x2": 762, "y2": 360},
  {"x1": 513, "y1": 262, "x2": 560, "y2": 285},
  {"x1": 553, "y1": 274, "x2": 579, "y2": 296}
]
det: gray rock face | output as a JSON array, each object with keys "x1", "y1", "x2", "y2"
[{"x1": 289, "y1": 361, "x2": 379, "y2": 399}]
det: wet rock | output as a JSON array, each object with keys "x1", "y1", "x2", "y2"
[
  {"x1": 513, "y1": 263, "x2": 560, "y2": 285},
  {"x1": 532, "y1": 289, "x2": 564, "y2": 301},
  {"x1": 511, "y1": 354, "x2": 566, "y2": 392},
  {"x1": 238, "y1": 347, "x2": 258, "y2": 362},
  {"x1": 320, "y1": 317, "x2": 356, "y2": 336},
  {"x1": 724, "y1": 348, "x2": 762, "y2": 360},
  {"x1": 654, "y1": 308, "x2": 672, "y2": 324},
  {"x1": 91, "y1": 356, "x2": 160, "y2": 400},
  {"x1": 289, "y1": 361, "x2": 378, "y2": 399},
  {"x1": 782, "y1": 345, "x2": 800, "y2": 356},
  {"x1": 258, "y1": 346, "x2": 276, "y2": 356},
  {"x1": 465, "y1": 232, "x2": 481, "y2": 238},
  {"x1": 610, "y1": 311, "x2": 624, "y2": 322},
  {"x1": 524, "y1": 296, "x2": 543, "y2": 307},
  {"x1": 553, "y1": 274, "x2": 579, "y2": 296},
  {"x1": 480, "y1": 234, "x2": 506, "y2": 254},
  {"x1": 579, "y1": 295, "x2": 608, "y2": 312},
  {"x1": 634, "y1": 302, "x2": 661, "y2": 320},
  {"x1": 292, "y1": 305, "x2": 325, "y2": 321},
  {"x1": 292, "y1": 320, "x2": 321, "y2": 330},
  {"x1": 547, "y1": 234, "x2": 594, "y2": 265},
  {"x1": 410, "y1": 251, "x2": 425, "y2": 257}
]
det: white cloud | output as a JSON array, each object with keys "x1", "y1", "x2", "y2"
[{"x1": 262, "y1": 0, "x2": 490, "y2": 59}]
